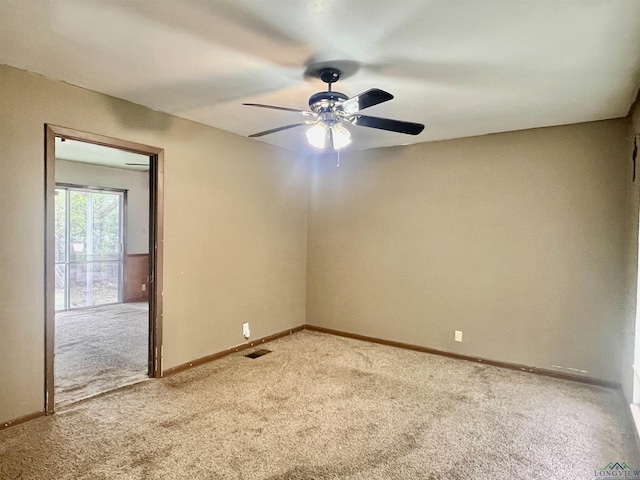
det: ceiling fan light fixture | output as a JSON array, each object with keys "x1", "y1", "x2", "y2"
[
  {"x1": 306, "y1": 122, "x2": 328, "y2": 149},
  {"x1": 245, "y1": 66, "x2": 424, "y2": 148},
  {"x1": 306, "y1": 122, "x2": 352, "y2": 151}
]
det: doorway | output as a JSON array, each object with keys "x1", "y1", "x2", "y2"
[{"x1": 45, "y1": 125, "x2": 164, "y2": 413}]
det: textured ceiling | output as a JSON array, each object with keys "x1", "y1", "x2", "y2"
[{"x1": 1, "y1": 0, "x2": 640, "y2": 154}]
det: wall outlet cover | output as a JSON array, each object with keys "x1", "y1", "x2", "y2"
[
  {"x1": 455, "y1": 330, "x2": 462, "y2": 342},
  {"x1": 243, "y1": 322, "x2": 250, "y2": 339}
]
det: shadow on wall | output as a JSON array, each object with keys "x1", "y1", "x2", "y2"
[{"x1": 100, "y1": 94, "x2": 174, "y2": 132}]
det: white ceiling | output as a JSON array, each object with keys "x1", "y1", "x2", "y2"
[
  {"x1": 2, "y1": 0, "x2": 640, "y2": 154},
  {"x1": 56, "y1": 138, "x2": 150, "y2": 172}
]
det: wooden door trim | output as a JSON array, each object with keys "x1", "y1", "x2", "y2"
[
  {"x1": 150, "y1": 149, "x2": 164, "y2": 378},
  {"x1": 44, "y1": 126, "x2": 56, "y2": 414},
  {"x1": 44, "y1": 125, "x2": 164, "y2": 414}
]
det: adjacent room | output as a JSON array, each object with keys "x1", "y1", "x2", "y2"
[
  {"x1": 2, "y1": 1, "x2": 640, "y2": 478},
  {"x1": 53, "y1": 139, "x2": 152, "y2": 406}
]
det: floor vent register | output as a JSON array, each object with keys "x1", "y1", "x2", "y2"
[{"x1": 245, "y1": 349, "x2": 272, "y2": 359}]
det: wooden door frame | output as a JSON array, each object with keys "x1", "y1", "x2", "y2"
[{"x1": 44, "y1": 124, "x2": 164, "y2": 414}]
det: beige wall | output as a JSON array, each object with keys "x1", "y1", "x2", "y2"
[
  {"x1": 622, "y1": 101, "x2": 640, "y2": 401},
  {"x1": 56, "y1": 160, "x2": 149, "y2": 254},
  {"x1": 307, "y1": 120, "x2": 629, "y2": 383},
  {"x1": 0, "y1": 65, "x2": 308, "y2": 423}
]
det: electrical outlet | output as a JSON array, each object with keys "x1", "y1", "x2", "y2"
[
  {"x1": 141, "y1": 284, "x2": 146, "y2": 292},
  {"x1": 455, "y1": 330, "x2": 463, "y2": 342},
  {"x1": 243, "y1": 322, "x2": 251, "y2": 339}
]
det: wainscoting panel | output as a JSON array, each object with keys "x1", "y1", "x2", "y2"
[{"x1": 124, "y1": 254, "x2": 149, "y2": 302}]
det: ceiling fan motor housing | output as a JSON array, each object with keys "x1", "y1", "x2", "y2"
[
  {"x1": 309, "y1": 91, "x2": 348, "y2": 111},
  {"x1": 308, "y1": 91, "x2": 349, "y2": 125}
]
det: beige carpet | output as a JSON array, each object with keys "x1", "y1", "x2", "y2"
[
  {"x1": 55, "y1": 303, "x2": 148, "y2": 406},
  {"x1": 1, "y1": 330, "x2": 638, "y2": 479}
]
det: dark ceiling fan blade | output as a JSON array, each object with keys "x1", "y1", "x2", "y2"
[
  {"x1": 248, "y1": 122, "x2": 312, "y2": 138},
  {"x1": 243, "y1": 103, "x2": 314, "y2": 115},
  {"x1": 350, "y1": 115, "x2": 425, "y2": 135},
  {"x1": 338, "y1": 89, "x2": 394, "y2": 114}
]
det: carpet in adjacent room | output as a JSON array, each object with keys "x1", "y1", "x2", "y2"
[{"x1": 54, "y1": 302, "x2": 148, "y2": 406}]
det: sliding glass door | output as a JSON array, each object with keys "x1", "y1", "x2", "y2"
[{"x1": 55, "y1": 186, "x2": 124, "y2": 310}]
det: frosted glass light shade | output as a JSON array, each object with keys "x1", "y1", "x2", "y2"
[
  {"x1": 306, "y1": 123, "x2": 327, "y2": 149},
  {"x1": 331, "y1": 123, "x2": 352, "y2": 150},
  {"x1": 306, "y1": 122, "x2": 352, "y2": 150}
]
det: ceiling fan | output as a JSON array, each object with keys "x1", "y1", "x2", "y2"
[{"x1": 243, "y1": 67, "x2": 425, "y2": 151}]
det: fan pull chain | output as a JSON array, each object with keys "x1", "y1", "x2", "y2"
[{"x1": 336, "y1": 148, "x2": 340, "y2": 167}]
